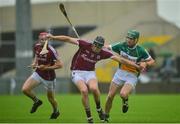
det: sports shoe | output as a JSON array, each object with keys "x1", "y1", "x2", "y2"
[
  {"x1": 87, "y1": 117, "x2": 93, "y2": 123},
  {"x1": 50, "y1": 111, "x2": 60, "y2": 119},
  {"x1": 97, "y1": 108, "x2": 105, "y2": 121},
  {"x1": 103, "y1": 113, "x2": 109, "y2": 123},
  {"x1": 122, "y1": 99, "x2": 129, "y2": 113},
  {"x1": 30, "y1": 100, "x2": 43, "y2": 113}
]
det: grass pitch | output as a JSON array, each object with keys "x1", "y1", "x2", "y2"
[{"x1": 0, "y1": 94, "x2": 180, "y2": 123}]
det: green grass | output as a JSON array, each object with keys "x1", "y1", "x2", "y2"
[{"x1": 0, "y1": 94, "x2": 180, "y2": 123}]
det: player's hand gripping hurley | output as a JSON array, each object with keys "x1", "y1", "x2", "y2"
[{"x1": 59, "y1": 3, "x2": 80, "y2": 38}]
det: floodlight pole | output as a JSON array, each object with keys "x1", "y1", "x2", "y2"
[{"x1": 16, "y1": 0, "x2": 33, "y2": 78}]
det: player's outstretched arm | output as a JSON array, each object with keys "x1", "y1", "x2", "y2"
[
  {"x1": 111, "y1": 55, "x2": 141, "y2": 70},
  {"x1": 47, "y1": 34, "x2": 79, "y2": 45}
]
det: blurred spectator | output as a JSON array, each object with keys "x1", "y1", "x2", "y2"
[{"x1": 160, "y1": 56, "x2": 177, "y2": 82}]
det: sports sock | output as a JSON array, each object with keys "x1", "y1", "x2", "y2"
[
  {"x1": 53, "y1": 108, "x2": 59, "y2": 113},
  {"x1": 95, "y1": 101, "x2": 101, "y2": 110},
  {"x1": 32, "y1": 96, "x2": 39, "y2": 103},
  {"x1": 85, "y1": 107, "x2": 92, "y2": 119},
  {"x1": 123, "y1": 98, "x2": 128, "y2": 104}
]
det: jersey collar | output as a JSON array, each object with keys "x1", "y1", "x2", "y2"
[
  {"x1": 128, "y1": 44, "x2": 137, "y2": 50},
  {"x1": 125, "y1": 42, "x2": 137, "y2": 50}
]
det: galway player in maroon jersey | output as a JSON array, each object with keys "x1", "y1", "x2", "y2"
[
  {"x1": 47, "y1": 34, "x2": 141, "y2": 123},
  {"x1": 22, "y1": 32, "x2": 63, "y2": 119}
]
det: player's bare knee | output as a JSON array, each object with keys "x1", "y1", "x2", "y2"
[
  {"x1": 89, "y1": 87, "x2": 98, "y2": 93},
  {"x1": 120, "y1": 91, "x2": 128, "y2": 99},
  {"x1": 22, "y1": 86, "x2": 29, "y2": 94},
  {"x1": 81, "y1": 89, "x2": 88, "y2": 96}
]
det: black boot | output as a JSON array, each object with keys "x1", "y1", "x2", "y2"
[
  {"x1": 103, "y1": 113, "x2": 109, "y2": 123},
  {"x1": 97, "y1": 108, "x2": 105, "y2": 121},
  {"x1": 30, "y1": 100, "x2": 43, "y2": 113},
  {"x1": 50, "y1": 111, "x2": 60, "y2": 119},
  {"x1": 122, "y1": 99, "x2": 129, "y2": 113}
]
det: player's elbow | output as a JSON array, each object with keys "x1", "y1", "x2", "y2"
[
  {"x1": 151, "y1": 59, "x2": 155, "y2": 65},
  {"x1": 148, "y1": 59, "x2": 156, "y2": 67},
  {"x1": 57, "y1": 62, "x2": 63, "y2": 69},
  {"x1": 152, "y1": 59, "x2": 155, "y2": 65}
]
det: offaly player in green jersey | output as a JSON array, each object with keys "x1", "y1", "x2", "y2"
[{"x1": 104, "y1": 30, "x2": 155, "y2": 122}]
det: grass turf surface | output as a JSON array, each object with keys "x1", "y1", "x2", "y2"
[{"x1": 0, "y1": 94, "x2": 180, "y2": 123}]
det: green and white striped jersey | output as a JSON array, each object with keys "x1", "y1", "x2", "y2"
[{"x1": 110, "y1": 41, "x2": 151, "y2": 74}]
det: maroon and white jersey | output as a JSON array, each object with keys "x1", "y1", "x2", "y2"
[
  {"x1": 71, "y1": 40, "x2": 113, "y2": 71},
  {"x1": 34, "y1": 42, "x2": 59, "y2": 81}
]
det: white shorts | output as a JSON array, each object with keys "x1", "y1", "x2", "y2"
[
  {"x1": 71, "y1": 70, "x2": 97, "y2": 84},
  {"x1": 112, "y1": 69, "x2": 138, "y2": 88},
  {"x1": 31, "y1": 72, "x2": 56, "y2": 91}
]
